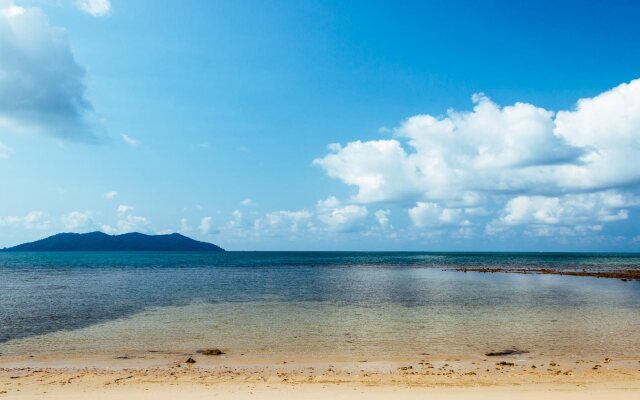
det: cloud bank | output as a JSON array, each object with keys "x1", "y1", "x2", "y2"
[
  {"x1": 0, "y1": 211, "x2": 49, "y2": 230},
  {"x1": 315, "y1": 78, "x2": 640, "y2": 238}
]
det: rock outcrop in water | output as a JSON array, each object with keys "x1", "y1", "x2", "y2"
[
  {"x1": 1, "y1": 231, "x2": 225, "y2": 252},
  {"x1": 485, "y1": 349, "x2": 529, "y2": 357},
  {"x1": 455, "y1": 267, "x2": 640, "y2": 281},
  {"x1": 197, "y1": 348, "x2": 225, "y2": 356}
]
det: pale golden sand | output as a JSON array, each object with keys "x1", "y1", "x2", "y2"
[
  {"x1": 1, "y1": 354, "x2": 639, "y2": 399},
  {"x1": 3, "y1": 381, "x2": 640, "y2": 400}
]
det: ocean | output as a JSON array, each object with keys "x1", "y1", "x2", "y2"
[{"x1": 1, "y1": 252, "x2": 639, "y2": 361}]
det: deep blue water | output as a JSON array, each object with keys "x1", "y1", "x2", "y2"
[{"x1": 1, "y1": 251, "x2": 639, "y2": 344}]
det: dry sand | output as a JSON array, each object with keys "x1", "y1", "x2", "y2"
[
  {"x1": 3, "y1": 381, "x2": 640, "y2": 400},
  {"x1": 1, "y1": 354, "x2": 639, "y2": 399}
]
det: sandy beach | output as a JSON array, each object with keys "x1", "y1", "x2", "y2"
[
  {"x1": 1, "y1": 352, "x2": 640, "y2": 399},
  {"x1": 3, "y1": 380, "x2": 640, "y2": 400}
]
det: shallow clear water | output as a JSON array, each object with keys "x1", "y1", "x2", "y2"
[{"x1": 1, "y1": 252, "x2": 639, "y2": 359}]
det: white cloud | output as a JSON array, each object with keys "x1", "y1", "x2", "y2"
[
  {"x1": 199, "y1": 216, "x2": 213, "y2": 234},
  {"x1": 75, "y1": 0, "x2": 111, "y2": 17},
  {"x1": 229, "y1": 209, "x2": 246, "y2": 227},
  {"x1": 0, "y1": 211, "x2": 49, "y2": 230},
  {"x1": 409, "y1": 202, "x2": 469, "y2": 228},
  {"x1": 314, "y1": 95, "x2": 586, "y2": 204},
  {"x1": 104, "y1": 190, "x2": 118, "y2": 200},
  {"x1": 116, "y1": 204, "x2": 134, "y2": 216},
  {"x1": 241, "y1": 198, "x2": 254, "y2": 206},
  {"x1": 23, "y1": 211, "x2": 49, "y2": 229},
  {"x1": 317, "y1": 196, "x2": 341, "y2": 209},
  {"x1": 315, "y1": 78, "x2": 640, "y2": 237},
  {"x1": 121, "y1": 134, "x2": 141, "y2": 147},
  {"x1": 486, "y1": 191, "x2": 637, "y2": 236},
  {"x1": 231, "y1": 210, "x2": 243, "y2": 222},
  {"x1": 222, "y1": 197, "x2": 384, "y2": 239},
  {"x1": 553, "y1": 79, "x2": 640, "y2": 191},
  {"x1": 374, "y1": 209, "x2": 391, "y2": 228},
  {"x1": 0, "y1": 1, "x2": 102, "y2": 141},
  {"x1": 222, "y1": 209, "x2": 255, "y2": 238},
  {"x1": 103, "y1": 205, "x2": 150, "y2": 234},
  {"x1": 315, "y1": 140, "x2": 422, "y2": 203},
  {"x1": 61, "y1": 210, "x2": 94, "y2": 231},
  {"x1": 102, "y1": 215, "x2": 150, "y2": 234},
  {"x1": 0, "y1": 215, "x2": 21, "y2": 226},
  {"x1": 254, "y1": 210, "x2": 313, "y2": 237},
  {"x1": 317, "y1": 198, "x2": 369, "y2": 232},
  {"x1": 455, "y1": 226, "x2": 474, "y2": 239},
  {"x1": 502, "y1": 192, "x2": 634, "y2": 226},
  {"x1": 179, "y1": 217, "x2": 192, "y2": 233},
  {"x1": 0, "y1": 140, "x2": 10, "y2": 159}
]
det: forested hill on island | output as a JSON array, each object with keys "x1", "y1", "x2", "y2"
[{"x1": 1, "y1": 232, "x2": 225, "y2": 252}]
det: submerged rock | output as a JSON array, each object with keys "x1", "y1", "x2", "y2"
[
  {"x1": 496, "y1": 361, "x2": 515, "y2": 366},
  {"x1": 485, "y1": 349, "x2": 529, "y2": 356},
  {"x1": 197, "y1": 348, "x2": 225, "y2": 356}
]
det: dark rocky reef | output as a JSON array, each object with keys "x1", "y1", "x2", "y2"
[{"x1": 454, "y1": 267, "x2": 640, "y2": 281}]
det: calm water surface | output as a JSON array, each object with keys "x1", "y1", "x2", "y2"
[{"x1": 1, "y1": 252, "x2": 639, "y2": 359}]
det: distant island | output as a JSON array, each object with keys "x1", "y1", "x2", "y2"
[{"x1": 1, "y1": 232, "x2": 225, "y2": 252}]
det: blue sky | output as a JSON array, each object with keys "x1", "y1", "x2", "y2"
[{"x1": 1, "y1": 0, "x2": 640, "y2": 250}]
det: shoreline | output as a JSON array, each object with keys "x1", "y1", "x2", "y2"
[
  {"x1": 2, "y1": 356, "x2": 640, "y2": 399},
  {"x1": 2, "y1": 352, "x2": 639, "y2": 384}
]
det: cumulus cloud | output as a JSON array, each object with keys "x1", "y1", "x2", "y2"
[
  {"x1": 224, "y1": 196, "x2": 382, "y2": 239},
  {"x1": 75, "y1": 0, "x2": 111, "y2": 17},
  {"x1": 199, "y1": 216, "x2": 213, "y2": 234},
  {"x1": 486, "y1": 192, "x2": 637, "y2": 236},
  {"x1": 553, "y1": 79, "x2": 640, "y2": 191},
  {"x1": 116, "y1": 204, "x2": 134, "y2": 216},
  {"x1": 0, "y1": 1, "x2": 102, "y2": 141},
  {"x1": 241, "y1": 198, "x2": 254, "y2": 206},
  {"x1": 316, "y1": 197, "x2": 369, "y2": 232},
  {"x1": 314, "y1": 94, "x2": 586, "y2": 204},
  {"x1": 0, "y1": 211, "x2": 49, "y2": 230},
  {"x1": 229, "y1": 210, "x2": 247, "y2": 228},
  {"x1": 409, "y1": 202, "x2": 471, "y2": 228},
  {"x1": 315, "y1": 140, "x2": 422, "y2": 204},
  {"x1": 315, "y1": 78, "x2": 640, "y2": 237},
  {"x1": 179, "y1": 217, "x2": 192, "y2": 233},
  {"x1": 61, "y1": 210, "x2": 94, "y2": 231},
  {"x1": 102, "y1": 205, "x2": 150, "y2": 234},
  {"x1": 254, "y1": 210, "x2": 313, "y2": 237},
  {"x1": 374, "y1": 209, "x2": 391, "y2": 228},
  {"x1": 104, "y1": 190, "x2": 118, "y2": 200}
]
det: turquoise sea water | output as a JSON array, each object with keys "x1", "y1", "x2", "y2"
[{"x1": 1, "y1": 252, "x2": 639, "y2": 359}]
